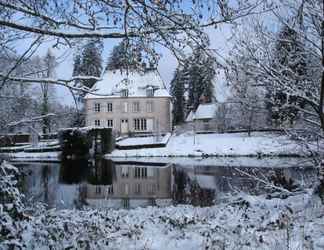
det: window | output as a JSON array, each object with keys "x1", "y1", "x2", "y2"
[
  {"x1": 123, "y1": 102, "x2": 128, "y2": 113},
  {"x1": 94, "y1": 103, "x2": 101, "y2": 112},
  {"x1": 121, "y1": 89, "x2": 128, "y2": 97},
  {"x1": 96, "y1": 186, "x2": 101, "y2": 194},
  {"x1": 121, "y1": 166, "x2": 129, "y2": 178},
  {"x1": 94, "y1": 119, "x2": 100, "y2": 126},
  {"x1": 107, "y1": 103, "x2": 113, "y2": 112},
  {"x1": 134, "y1": 167, "x2": 147, "y2": 178},
  {"x1": 107, "y1": 119, "x2": 113, "y2": 128},
  {"x1": 134, "y1": 118, "x2": 147, "y2": 131},
  {"x1": 134, "y1": 183, "x2": 141, "y2": 194},
  {"x1": 147, "y1": 184, "x2": 156, "y2": 194},
  {"x1": 107, "y1": 185, "x2": 113, "y2": 194},
  {"x1": 132, "y1": 102, "x2": 140, "y2": 112},
  {"x1": 146, "y1": 101, "x2": 153, "y2": 113},
  {"x1": 146, "y1": 87, "x2": 154, "y2": 97}
]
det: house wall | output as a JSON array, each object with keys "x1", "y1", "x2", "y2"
[{"x1": 85, "y1": 96, "x2": 172, "y2": 134}]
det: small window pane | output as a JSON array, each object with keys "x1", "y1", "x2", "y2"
[{"x1": 94, "y1": 103, "x2": 101, "y2": 112}]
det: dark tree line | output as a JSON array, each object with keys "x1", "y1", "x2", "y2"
[
  {"x1": 170, "y1": 47, "x2": 216, "y2": 125},
  {"x1": 266, "y1": 24, "x2": 308, "y2": 127}
]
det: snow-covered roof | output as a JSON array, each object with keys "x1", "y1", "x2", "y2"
[
  {"x1": 85, "y1": 69, "x2": 170, "y2": 99},
  {"x1": 185, "y1": 111, "x2": 195, "y2": 122},
  {"x1": 194, "y1": 103, "x2": 217, "y2": 120}
]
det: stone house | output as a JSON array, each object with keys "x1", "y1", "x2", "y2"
[{"x1": 84, "y1": 69, "x2": 172, "y2": 135}]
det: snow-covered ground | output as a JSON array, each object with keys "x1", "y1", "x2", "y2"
[
  {"x1": 2, "y1": 192, "x2": 324, "y2": 249},
  {"x1": 117, "y1": 133, "x2": 171, "y2": 147},
  {"x1": 109, "y1": 132, "x2": 309, "y2": 158}
]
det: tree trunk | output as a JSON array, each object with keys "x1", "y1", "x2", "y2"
[{"x1": 320, "y1": 6, "x2": 324, "y2": 132}]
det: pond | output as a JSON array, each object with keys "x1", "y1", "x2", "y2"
[{"x1": 11, "y1": 157, "x2": 317, "y2": 210}]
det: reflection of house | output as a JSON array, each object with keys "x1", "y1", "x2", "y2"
[
  {"x1": 84, "y1": 69, "x2": 172, "y2": 135},
  {"x1": 85, "y1": 164, "x2": 172, "y2": 208}
]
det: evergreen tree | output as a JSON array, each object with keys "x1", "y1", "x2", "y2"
[
  {"x1": 41, "y1": 49, "x2": 56, "y2": 134},
  {"x1": 105, "y1": 39, "x2": 143, "y2": 72},
  {"x1": 72, "y1": 53, "x2": 82, "y2": 79},
  {"x1": 170, "y1": 68, "x2": 186, "y2": 124},
  {"x1": 267, "y1": 24, "x2": 307, "y2": 126},
  {"x1": 71, "y1": 40, "x2": 103, "y2": 127},
  {"x1": 80, "y1": 39, "x2": 103, "y2": 89},
  {"x1": 187, "y1": 48, "x2": 215, "y2": 110}
]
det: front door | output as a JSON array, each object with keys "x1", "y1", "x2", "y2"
[{"x1": 120, "y1": 119, "x2": 129, "y2": 134}]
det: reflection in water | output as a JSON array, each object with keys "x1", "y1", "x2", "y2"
[
  {"x1": 83, "y1": 162, "x2": 172, "y2": 209},
  {"x1": 14, "y1": 158, "x2": 317, "y2": 210}
]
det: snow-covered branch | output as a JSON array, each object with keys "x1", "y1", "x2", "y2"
[{"x1": 0, "y1": 73, "x2": 111, "y2": 95}]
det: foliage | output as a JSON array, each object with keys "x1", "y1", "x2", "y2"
[
  {"x1": 266, "y1": 24, "x2": 308, "y2": 127},
  {"x1": 170, "y1": 46, "x2": 216, "y2": 123},
  {"x1": 170, "y1": 68, "x2": 186, "y2": 124},
  {"x1": 79, "y1": 39, "x2": 103, "y2": 89},
  {"x1": 106, "y1": 39, "x2": 144, "y2": 72},
  {"x1": 0, "y1": 161, "x2": 24, "y2": 218},
  {"x1": 58, "y1": 128, "x2": 91, "y2": 159}
]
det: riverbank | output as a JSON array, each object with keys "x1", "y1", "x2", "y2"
[
  {"x1": 3, "y1": 190, "x2": 324, "y2": 249},
  {"x1": 0, "y1": 151, "x2": 60, "y2": 162},
  {"x1": 108, "y1": 132, "x2": 311, "y2": 158}
]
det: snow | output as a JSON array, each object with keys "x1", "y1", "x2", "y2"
[
  {"x1": 109, "y1": 132, "x2": 307, "y2": 158},
  {"x1": 4, "y1": 151, "x2": 60, "y2": 162},
  {"x1": 185, "y1": 110, "x2": 194, "y2": 122},
  {"x1": 2, "y1": 192, "x2": 324, "y2": 249},
  {"x1": 194, "y1": 103, "x2": 217, "y2": 120},
  {"x1": 1, "y1": 161, "x2": 324, "y2": 249},
  {"x1": 109, "y1": 156, "x2": 313, "y2": 168},
  {"x1": 85, "y1": 70, "x2": 170, "y2": 99},
  {"x1": 117, "y1": 133, "x2": 171, "y2": 147}
]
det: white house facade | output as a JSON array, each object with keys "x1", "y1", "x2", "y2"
[{"x1": 84, "y1": 69, "x2": 172, "y2": 135}]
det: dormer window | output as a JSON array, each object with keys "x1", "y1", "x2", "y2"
[
  {"x1": 146, "y1": 87, "x2": 154, "y2": 97},
  {"x1": 121, "y1": 89, "x2": 129, "y2": 97}
]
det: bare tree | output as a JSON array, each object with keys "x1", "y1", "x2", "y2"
[
  {"x1": 0, "y1": 0, "x2": 272, "y2": 94},
  {"x1": 228, "y1": 2, "x2": 323, "y2": 136}
]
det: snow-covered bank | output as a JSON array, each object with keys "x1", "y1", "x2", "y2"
[
  {"x1": 108, "y1": 132, "x2": 309, "y2": 158},
  {"x1": 110, "y1": 156, "x2": 314, "y2": 168},
  {"x1": 2, "y1": 192, "x2": 324, "y2": 249},
  {"x1": 1, "y1": 151, "x2": 60, "y2": 162}
]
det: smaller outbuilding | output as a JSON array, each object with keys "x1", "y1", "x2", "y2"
[{"x1": 185, "y1": 102, "x2": 240, "y2": 132}]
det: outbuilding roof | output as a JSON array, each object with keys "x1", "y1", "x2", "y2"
[
  {"x1": 194, "y1": 103, "x2": 217, "y2": 120},
  {"x1": 85, "y1": 69, "x2": 170, "y2": 99}
]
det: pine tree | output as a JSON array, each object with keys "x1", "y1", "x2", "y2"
[
  {"x1": 187, "y1": 48, "x2": 215, "y2": 110},
  {"x1": 41, "y1": 49, "x2": 56, "y2": 134},
  {"x1": 80, "y1": 39, "x2": 103, "y2": 89},
  {"x1": 267, "y1": 24, "x2": 307, "y2": 126},
  {"x1": 170, "y1": 68, "x2": 186, "y2": 124},
  {"x1": 70, "y1": 40, "x2": 103, "y2": 127},
  {"x1": 105, "y1": 39, "x2": 142, "y2": 72}
]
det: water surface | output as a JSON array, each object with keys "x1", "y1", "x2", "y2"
[{"x1": 13, "y1": 157, "x2": 317, "y2": 209}]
